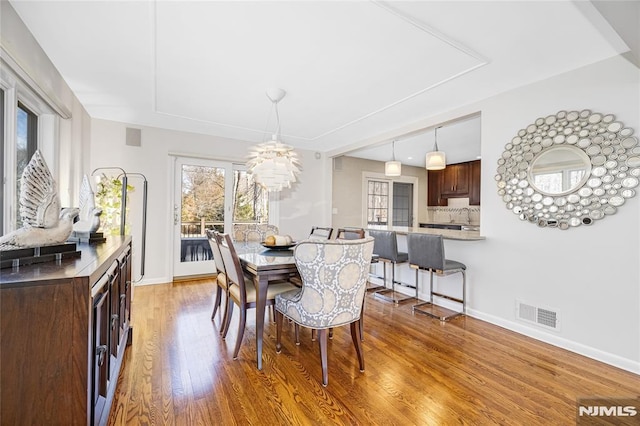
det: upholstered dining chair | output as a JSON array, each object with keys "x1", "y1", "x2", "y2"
[
  {"x1": 335, "y1": 227, "x2": 365, "y2": 240},
  {"x1": 232, "y1": 223, "x2": 279, "y2": 243},
  {"x1": 206, "y1": 230, "x2": 228, "y2": 329},
  {"x1": 217, "y1": 233, "x2": 298, "y2": 360},
  {"x1": 275, "y1": 237, "x2": 375, "y2": 386},
  {"x1": 309, "y1": 226, "x2": 333, "y2": 240}
]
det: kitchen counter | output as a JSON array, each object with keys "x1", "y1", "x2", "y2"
[{"x1": 367, "y1": 225, "x2": 485, "y2": 241}]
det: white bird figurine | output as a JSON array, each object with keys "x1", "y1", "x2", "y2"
[
  {"x1": 0, "y1": 150, "x2": 80, "y2": 250},
  {"x1": 73, "y1": 175, "x2": 102, "y2": 234}
]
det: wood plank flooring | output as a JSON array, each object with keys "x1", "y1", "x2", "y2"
[{"x1": 108, "y1": 279, "x2": 639, "y2": 425}]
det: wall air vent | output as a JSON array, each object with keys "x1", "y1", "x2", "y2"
[{"x1": 516, "y1": 300, "x2": 560, "y2": 331}]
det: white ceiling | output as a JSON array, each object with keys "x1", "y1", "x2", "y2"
[{"x1": 9, "y1": 1, "x2": 633, "y2": 166}]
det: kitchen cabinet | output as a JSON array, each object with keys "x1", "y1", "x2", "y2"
[
  {"x1": 0, "y1": 236, "x2": 132, "y2": 426},
  {"x1": 469, "y1": 159, "x2": 481, "y2": 205},
  {"x1": 440, "y1": 162, "x2": 470, "y2": 196},
  {"x1": 428, "y1": 160, "x2": 481, "y2": 206}
]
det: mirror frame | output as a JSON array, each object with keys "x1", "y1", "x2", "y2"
[{"x1": 495, "y1": 110, "x2": 639, "y2": 229}]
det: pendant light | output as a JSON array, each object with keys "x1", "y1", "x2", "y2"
[
  {"x1": 247, "y1": 88, "x2": 301, "y2": 192},
  {"x1": 425, "y1": 126, "x2": 446, "y2": 170},
  {"x1": 385, "y1": 140, "x2": 401, "y2": 176}
]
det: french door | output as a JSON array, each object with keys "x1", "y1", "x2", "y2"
[
  {"x1": 172, "y1": 157, "x2": 233, "y2": 277},
  {"x1": 172, "y1": 156, "x2": 271, "y2": 278},
  {"x1": 363, "y1": 174, "x2": 418, "y2": 228}
]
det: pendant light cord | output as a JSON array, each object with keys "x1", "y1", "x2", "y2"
[{"x1": 434, "y1": 126, "x2": 442, "y2": 151}]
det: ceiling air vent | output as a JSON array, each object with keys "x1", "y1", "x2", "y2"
[{"x1": 516, "y1": 300, "x2": 560, "y2": 331}]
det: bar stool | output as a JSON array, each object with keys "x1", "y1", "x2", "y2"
[
  {"x1": 408, "y1": 233, "x2": 467, "y2": 321},
  {"x1": 368, "y1": 229, "x2": 410, "y2": 303}
]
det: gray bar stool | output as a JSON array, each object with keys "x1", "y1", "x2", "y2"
[
  {"x1": 368, "y1": 229, "x2": 410, "y2": 303},
  {"x1": 408, "y1": 233, "x2": 466, "y2": 321}
]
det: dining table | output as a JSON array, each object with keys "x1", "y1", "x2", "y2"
[{"x1": 235, "y1": 242, "x2": 299, "y2": 370}]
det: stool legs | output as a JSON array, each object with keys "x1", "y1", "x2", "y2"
[
  {"x1": 374, "y1": 261, "x2": 413, "y2": 304},
  {"x1": 413, "y1": 268, "x2": 466, "y2": 321}
]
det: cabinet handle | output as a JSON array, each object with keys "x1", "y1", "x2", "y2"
[
  {"x1": 111, "y1": 314, "x2": 119, "y2": 329},
  {"x1": 97, "y1": 345, "x2": 107, "y2": 366}
]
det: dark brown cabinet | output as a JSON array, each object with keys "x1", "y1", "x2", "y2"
[
  {"x1": 428, "y1": 160, "x2": 481, "y2": 206},
  {"x1": 440, "y1": 162, "x2": 470, "y2": 196},
  {"x1": 469, "y1": 159, "x2": 481, "y2": 206},
  {"x1": 1, "y1": 236, "x2": 132, "y2": 426}
]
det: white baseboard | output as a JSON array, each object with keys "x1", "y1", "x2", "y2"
[
  {"x1": 133, "y1": 276, "x2": 172, "y2": 286},
  {"x1": 467, "y1": 307, "x2": 640, "y2": 375}
]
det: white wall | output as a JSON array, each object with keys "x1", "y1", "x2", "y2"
[
  {"x1": 330, "y1": 55, "x2": 639, "y2": 374},
  {"x1": 453, "y1": 55, "x2": 639, "y2": 373},
  {"x1": 90, "y1": 119, "x2": 329, "y2": 284},
  {"x1": 1, "y1": 0, "x2": 90, "y2": 207}
]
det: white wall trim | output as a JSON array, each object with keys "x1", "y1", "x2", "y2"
[
  {"x1": 467, "y1": 307, "x2": 640, "y2": 375},
  {"x1": 0, "y1": 46, "x2": 71, "y2": 119}
]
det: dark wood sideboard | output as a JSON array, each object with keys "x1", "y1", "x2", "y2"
[{"x1": 0, "y1": 236, "x2": 133, "y2": 425}]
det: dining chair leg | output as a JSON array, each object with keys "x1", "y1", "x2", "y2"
[
  {"x1": 275, "y1": 311, "x2": 283, "y2": 353},
  {"x1": 219, "y1": 290, "x2": 230, "y2": 334},
  {"x1": 318, "y1": 329, "x2": 329, "y2": 387},
  {"x1": 221, "y1": 299, "x2": 234, "y2": 339},
  {"x1": 211, "y1": 285, "x2": 222, "y2": 320},
  {"x1": 350, "y1": 321, "x2": 365, "y2": 372},
  {"x1": 311, "y1": 329, "x2": 316, "y2": 341},
  {"x1": 295, "y1": 324, "x2": 300, "y2": 345},
  {"x1": 233, "y1": 307, "x2": 247, "y2": 360},
  {"x1": 329, "y1": 328, "x2": 333, "y2": 339},
  {"x1": 359, "y1": 298, "x2": 365, "y2": 342}
]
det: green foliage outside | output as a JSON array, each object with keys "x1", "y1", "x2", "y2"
[{"x1": 95, "y1": 175, "x2": 134, "y2": 235}]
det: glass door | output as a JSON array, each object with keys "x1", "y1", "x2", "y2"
[
  {"x1": 173, "y1": 157, "x2": 232, "y2": 277},
  {"x1": 172, "y1": 157, "x2": 271, "y2": 278}
]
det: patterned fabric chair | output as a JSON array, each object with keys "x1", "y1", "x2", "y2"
[
  {"x1": 206, "y1": 230, "x2": 228, "y2": 329},
  {"x1": 275, "y1": 237, "x2": 375, "y2": 386},
  {"x1": 232, "y1": 223, "x2": 279, "y2": 243}
]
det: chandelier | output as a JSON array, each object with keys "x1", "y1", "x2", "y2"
[{"x1": 247, "y1": 88, "x2": 300, "y2": 192}]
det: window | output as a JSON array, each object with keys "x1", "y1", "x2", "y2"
[
  {"x1": 15, "y1": 102, "x2": 38, "y2": 228},
  {"x1": 233, "y1": 169, "x2": 269, "y2": 224},
  {"x1": 367, "y1": 180, "x2": 389, "y2": 225},
  {"x1": 533, "y1": 168, "x2": 586, "y2": 195}
]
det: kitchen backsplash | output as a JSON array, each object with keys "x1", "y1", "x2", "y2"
[{"x1": 426, "y1": 206, "x2": 480, "y2": 225}]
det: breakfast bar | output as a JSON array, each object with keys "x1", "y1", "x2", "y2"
[
  {"x1": 366, "y1": 225, "x2": 485, "y2": 313},
  {"x1": 367, "y1": 225, "x2": 485, "y2": 241}
]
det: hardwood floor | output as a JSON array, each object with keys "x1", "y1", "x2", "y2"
[{"x1": 108, "y1": 279, "x2": 639, "y2": 425}]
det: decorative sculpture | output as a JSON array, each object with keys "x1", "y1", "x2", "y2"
[
  {"x1": 0, "y1": 150, "x2": 79, "y2": 249},
  {"x1": 72, "y1": 175, "x2": 102, "y2": 234}
]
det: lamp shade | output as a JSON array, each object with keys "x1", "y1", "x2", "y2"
[
  {"x1": 385, "y1": 160, "x2": 402, "y2": 176},
  {"x1": 425, "y1": 151, "x2": 446, "y2": 170},
  {"x1": 247, "y1": 89, "x2": 300, "y2": 191}
]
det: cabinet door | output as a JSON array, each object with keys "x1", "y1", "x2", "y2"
[
  {"x1": 427, "y1": 169, "x2": 442, "y2": 206},
  {"x1": 92, "y1": 274, "x2": 110, "y2": 426},
  {"x1": 469, "y1": 160, "x2": 481, "y2": 205},
  {"x1": 441, "y1": 163, "x2": 470, "y2": 196},
  {"x1": 108, "y1": 261, "x2": 120, "y2": 360}
]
